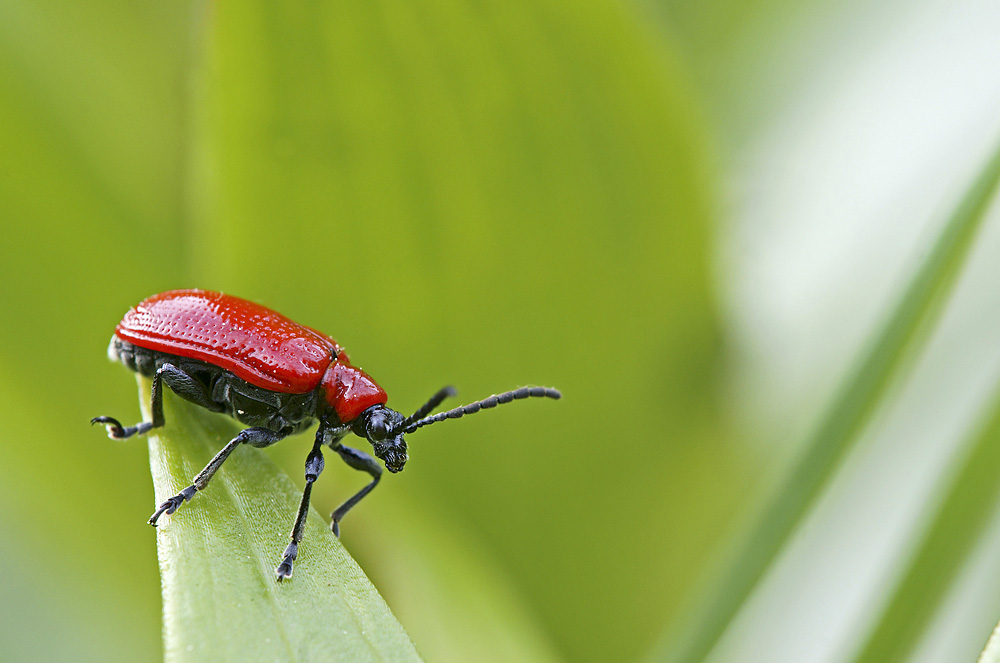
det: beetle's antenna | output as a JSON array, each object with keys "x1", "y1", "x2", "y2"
[
  {"x1": 399, "y1": 386, "x2": 561, "y2": 435},
  {"x1": 396, "y1": 386, "x2": 457, "y2": 433}
]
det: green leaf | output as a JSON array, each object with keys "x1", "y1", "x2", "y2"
[
  {"x1": 851, "y1": 382, "x2": 1000, "y2": 662},
  {"x1": 137, "y1": 375, "x2": 421, "y2": 662},
  {"x1": 981, "y1": 621, "x2": 1000, "y2": 663},
  {"x1": 353, "y1": 497, "x2": 563, "y2": 663},
  {"x1": 655, "y1": 134, "x2": 1000, "y2": 663}
]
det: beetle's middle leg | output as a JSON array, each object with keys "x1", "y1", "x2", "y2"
[
  {"x1": 275, "y1": 434, "x2": 326, "y2": 580},
  {"x1": 149, "y1": 426, "x2": 287, "y2": 526}
]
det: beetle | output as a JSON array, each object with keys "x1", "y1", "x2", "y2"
[{"x1": 93, "y1": 289, "x2": 560, "y2": 580}]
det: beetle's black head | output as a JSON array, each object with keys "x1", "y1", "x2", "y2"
[{"x1": 353, "y1": 404, "x2": 408, "y2": 473}]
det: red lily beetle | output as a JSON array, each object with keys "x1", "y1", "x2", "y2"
[{"x1": 93, "y1": 289, "x2": 560, "y2": 579}]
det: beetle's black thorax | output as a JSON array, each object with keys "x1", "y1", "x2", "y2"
[{"x1": 110, "y1": 337, "x2": 332, "y2": 436}]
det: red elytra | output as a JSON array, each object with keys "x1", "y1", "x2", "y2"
[{"x1": 114, "y1": 289, "x2": 387, "y2": 423}]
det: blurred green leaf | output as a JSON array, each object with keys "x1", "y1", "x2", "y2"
[
  {"x1": 656, "y1": 135, "x2": 1000, "y2": 663},
  {"x1": 981, "y1": 622, "x2": 1000, "y2": 663},
  {"x1": 192, "y1": 2, "x2": 720, "y2": 662},
  {"x1": 851, "y1": 380, "x2": 1000, "y2": 662},
  {"x1": 352, "y1": 495, "x2": 563, "y2": 663},
  {"x1": 138, "y1": 376, "x2": 421, "y2": 662},
  {"x1": 20, "y1": 0, "x2": 1000, "y2": 660},
  {"x1": 0, "y1": 371, "x2": 160, "y2": 663}
]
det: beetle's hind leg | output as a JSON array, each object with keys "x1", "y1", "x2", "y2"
[
  {"x1": 91, "y1": 363, "x2": 218, "y2": 439},
  {"x1": 149, "y1": 426, "x2": 287, "y2": 526},
  {"x1": 92, "y1": 363, "x2": 171, "y2": 438}
]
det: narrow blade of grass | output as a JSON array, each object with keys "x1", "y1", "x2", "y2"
[
  {"x1": 655, "y1": 138, "x2": 1000, "y2": 663},
  {"x1": 851, "y1": 379, "x2": 1000, "y2": 662},
  {"x1": 980, "y1": 620, "x2": 1000, "y2": 663},
  {"x1": 137, "y1": 376, "x2": 421, "y2": 662}
]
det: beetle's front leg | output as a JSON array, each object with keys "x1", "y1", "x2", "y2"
[
  {"x1": 330, "y1": 445, "x2": 383, "y2": 537},
  {"x1": 149, "y1": 426, "x2": 287, "y2": 525}
]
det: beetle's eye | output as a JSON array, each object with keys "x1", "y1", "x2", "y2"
[{"x1": 369, "y1": 417, "x2": 388, "y2": 442}]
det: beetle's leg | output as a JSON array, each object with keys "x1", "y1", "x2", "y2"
[
  {"x1": 92, "y1": 363, "x2": 218, "y2": 439},
  {"x1": 92, "y1": 364, "x2": 171, "y2": 438},
  {"x1": 149, "y1": 427, "x2": 287, "y2": 525},
  {"x1": 276, "y1": 438, "x2": 325, "y2": 580},
  {"x1": 329, "y1": 444, "x2": 383, "y2": 537}
]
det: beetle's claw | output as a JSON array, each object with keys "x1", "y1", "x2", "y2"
[
  {"x1": 91, "y1": 416, "x2": 125, "y2": 439},
  {"x1": 148, "y1": 500, "x2": 174, "y2": 526}
]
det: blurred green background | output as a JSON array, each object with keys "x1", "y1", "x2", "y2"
[{"x1": 3, "y1": 0, "x2": 1000, "y2": 662}]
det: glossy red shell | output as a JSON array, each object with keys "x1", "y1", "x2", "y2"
[
  {"x1": 115, "y1": 290, "x2": 342, "y2": 393},
  {"x1": 322, "y1": 363, "x2": 388, "y2": 423},
  {"x1": 114, "y1": 290, "x2": 388, "y2": 421}
]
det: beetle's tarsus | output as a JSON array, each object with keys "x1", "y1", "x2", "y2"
[
  {"x1": 91, "y1": 416, "x2": 155, "y2": 440},
  {"x1": 276, "y1": 542, "x2": 297, "y2": 581},
  {"x1": 91, "y1": 416, "x2": 126, "y2": 439},
  {"x1": 148, "y1": 485, "x2": 198, "y2": 525},
  {"x1": 331, "y1": 520, "x2": 341, "y2": 538},
  {"x1": 148, "y1": 502, "x2": 171, "y2": 526}
]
